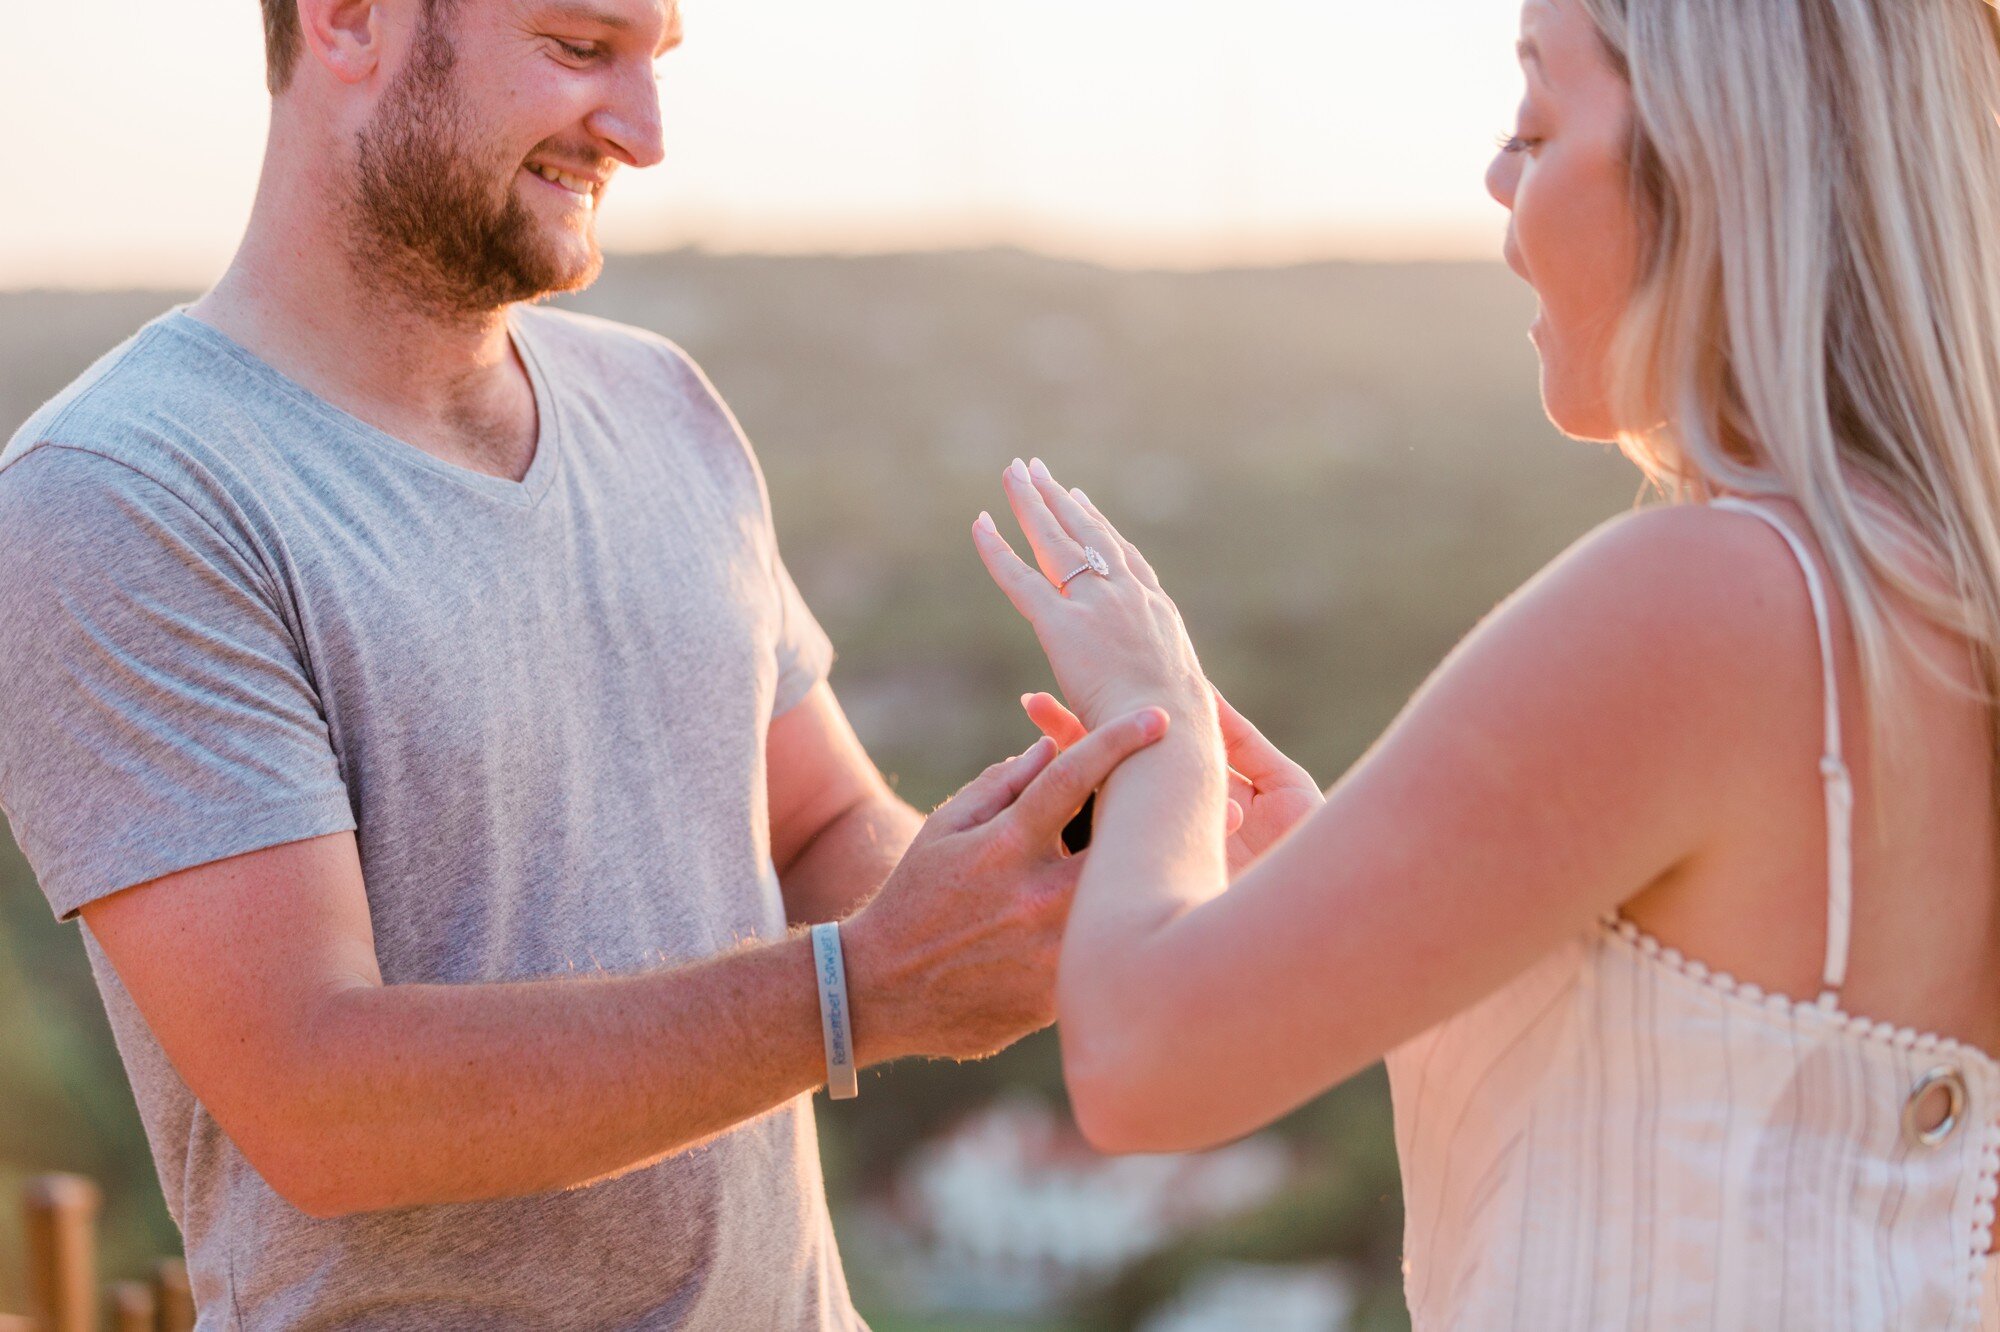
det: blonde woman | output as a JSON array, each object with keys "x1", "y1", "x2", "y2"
[{"x1": 971, "y1": 0, "x2": 2000, "y2": 1325}]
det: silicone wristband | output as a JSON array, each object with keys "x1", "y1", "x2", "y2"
[{"x1": 809, "y1": 922, "x2": 858, "y2": 1100}]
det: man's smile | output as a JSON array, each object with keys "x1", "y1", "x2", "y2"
[{"x1": 523, "y1": 161, "x2": 602, "y2": 205}]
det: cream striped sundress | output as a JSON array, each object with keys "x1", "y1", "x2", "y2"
[{"x1": 1384, "y1": 498, "x2": 2000, "y2": 1329}]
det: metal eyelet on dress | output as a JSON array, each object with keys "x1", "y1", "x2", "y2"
[{"x1": 1901, "y1": 1065, "x2": 1969, "y2": 1149}]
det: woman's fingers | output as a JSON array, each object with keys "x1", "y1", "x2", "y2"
[
  {"x1": 1228, "y1": 765, "x2": 1256, "y2": 812},
  {"x1": 1215, "y1": 687, "x2": 1318, "y2": 790},
  {"x1": 1022, "y1": 692, "x2": 1089, "y2": 748},
  {"x1": 1027, "y1": 458, "x2": 1118, "y2": 561},
  {"x1": 1001, "y1": 459, "x2": 1093, "y2": 587},
  {"x1": 934, "y1": 735, "x2": 1057, "y2": 832},
  {"x1": 1063, "y1": 482, "x2": 1161, "y2": 590},
  {"x1": 1005, "y1": 708, "x2": 1169, "y2": 843},
  {"x1": 973, "y1": 511, "x2": 1060, "y2": 621}
]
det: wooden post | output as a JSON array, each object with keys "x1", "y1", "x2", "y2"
[
  {"x1": 106, "y1": 1283, "x2": 153, "y2": 1332},
  {"x1": 151, "y1": 1262, "x2": 193, "y2": 1332},
  {"x1": 23, "y1": 1174, "x2": 100, "y2": 1332}
]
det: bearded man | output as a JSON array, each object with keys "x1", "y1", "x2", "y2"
[{"x1": 0, "y1": 2, "x2": 1166, "y2": 1326}]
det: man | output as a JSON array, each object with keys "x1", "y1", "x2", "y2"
[{"x1": 0, "y1": 1, "x2": 1166, "y2": 1326}]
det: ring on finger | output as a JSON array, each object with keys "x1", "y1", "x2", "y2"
[{"x1": 1057, "y1": 546, "x2": 1112, "y2": 592}]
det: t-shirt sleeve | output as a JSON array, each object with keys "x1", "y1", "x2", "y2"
[
  {"x1": 770, "y1": 542, "x2": 835, "y2": 718},
  {"x1": 0, "y1": 445, "x2": 356, "y2": 921}
]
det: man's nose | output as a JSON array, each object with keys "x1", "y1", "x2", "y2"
[{"x1": 589, "y1": 66, "x2": 666, "y2": 170}]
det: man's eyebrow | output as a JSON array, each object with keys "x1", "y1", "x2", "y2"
[
  {"x1": 539, "y1": 1, "x2": 683, "y2": 55},
  {"x1": 541, "y1": 2, "x2": 631, "y2": 31}
]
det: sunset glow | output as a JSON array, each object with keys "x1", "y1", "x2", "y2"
[{"x1": 6, "y1": 0, "x2": 1525, "y2": 287}]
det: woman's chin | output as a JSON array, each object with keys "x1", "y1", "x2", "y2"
[{"x1": 1536, "y1": 360, "x2": 1623, "y2": 443}]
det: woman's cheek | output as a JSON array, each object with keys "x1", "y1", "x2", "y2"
[{"x1": 1515, "y1": 161, "x2": 1633, "y2": 438}]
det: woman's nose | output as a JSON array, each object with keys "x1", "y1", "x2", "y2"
[{"x1": 1486, "y1": 150, "x2": 1519, "y2": 209}]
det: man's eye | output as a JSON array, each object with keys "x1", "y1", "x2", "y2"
[{"x1": 553, "y1": 39, "x2": 600, "y2": 61}]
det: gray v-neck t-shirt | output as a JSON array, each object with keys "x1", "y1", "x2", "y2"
[{"x1": 0, "y1": 305, "x2": 857, "y2": 1330}]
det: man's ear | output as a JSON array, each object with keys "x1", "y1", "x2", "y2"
[{"x1": 295, "y1": 0, "x2": 390, "y2": 86}]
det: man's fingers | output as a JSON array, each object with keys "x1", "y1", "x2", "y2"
[
  {"x1": 1021, "y1": 691, "x2": 1088, "y2": 749},
  {"x1": 1006, "y1": 708, "x2": 1169, "y2": 841},
  {"x1": 935, "y1": 736, "x2": 1057, "y2": 832},
  {"x1": 1023, "y1": 691, "x2": 1240, "y2": 837},
  {"x1": 973, "y1": 512, "x2": 1060, "y2": 620},
  {"x1": 1030, "y1": 688, "x2": 1254, "y2": 804}
]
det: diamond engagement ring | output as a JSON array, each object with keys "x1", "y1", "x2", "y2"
[{"x1": 1057, "y1": 546, "x2": 1111, "y2": 592}]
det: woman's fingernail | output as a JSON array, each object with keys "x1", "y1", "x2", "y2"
[
  {"x1": 1071, "y1": 487, "x2": 1089, "y2": 505},
  {"x1": 1009, "y1": 458, "x2": 1030, "y2": 484},
  {"x1": 1030, "y1": 457, "x2": 1052, "y2": 481},
  {"x1": 1139, "y1": 709, "x2": 1168, "y2": 740},
  {"x1": 975, "y1": 510, "x2": 994, "y2": 531}
]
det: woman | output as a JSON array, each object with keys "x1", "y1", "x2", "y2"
[{"x1": 970, "y1": 0, "x2": 2000, "y2": 1325}]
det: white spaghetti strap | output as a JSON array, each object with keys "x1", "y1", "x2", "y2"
[{"x1": 1710, "y1": 498, "x2": 1854, "y2": 999}]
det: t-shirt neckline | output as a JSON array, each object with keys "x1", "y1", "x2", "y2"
[{"x1": 163, "y1": 303, "x2": 563, "y2": 510}]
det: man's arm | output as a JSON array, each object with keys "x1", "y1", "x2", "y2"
[
  {"x1": 83, "y1": 830, "x2": 833, "y2": 1217},
  {"x1": 78, "y1": 710, "x2": 1167, "y2": 1220},
  {"x1": 767, "y1": 682, "x2": 924, "y2": 927}
]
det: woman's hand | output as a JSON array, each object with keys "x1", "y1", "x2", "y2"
[
  {"x1": 972, "y1": 457, "x2": 1214, "y2": 732},
  {"x1": 1022, "y1": 688, "x2": 1325, "y2": 874}
]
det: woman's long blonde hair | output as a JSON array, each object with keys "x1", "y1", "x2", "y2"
[{"x1": 1578, "y1": 0, "x2": 2000, "y2": 773}]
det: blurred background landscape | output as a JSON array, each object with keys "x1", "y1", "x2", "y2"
[{"x1": 0, "y1": 248, "x2": 1639, "y2": 1329}]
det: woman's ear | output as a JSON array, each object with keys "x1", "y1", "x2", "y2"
[{"x1": 294, "y1": 0, "x2": 389, "y2": 87}]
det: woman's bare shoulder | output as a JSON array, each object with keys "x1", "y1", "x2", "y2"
[
  {"x1": 1380, "y1": 500, "x2": 1829, "y2": 824},
  {"x1": 1498, "y1": 501, "x2": 1827, "y2": 688},
  {"x1": 1398, "y1": 499, "x2": 1840, "y2": 821}
]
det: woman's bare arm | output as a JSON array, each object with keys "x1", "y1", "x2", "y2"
[{"x1": 977, "y1": 471, "x2": 1803, "y2": 1153}]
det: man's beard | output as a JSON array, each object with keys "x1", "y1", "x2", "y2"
[{"x1": 345, "y1": 20, "x2": 602, "y2": 317}]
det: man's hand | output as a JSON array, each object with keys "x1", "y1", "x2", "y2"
[
  {"x1": 1023, "y1": 688, "x2": 1322, "y2": 874},
  {"x1": 840, "y1": 707, "x2": 1171, "y2": 1063}
]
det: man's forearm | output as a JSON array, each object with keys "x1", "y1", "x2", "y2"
[
  {"x1": 780, "y1": 792, "x2": 923, "y2": 926},
  {"x1": 259, "y1": 932, "x2": 834, "y2": 1218}
]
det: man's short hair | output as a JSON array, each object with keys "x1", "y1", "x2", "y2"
[{"x1": 259, "y1": 0, "x2": 457, "y2": 96}]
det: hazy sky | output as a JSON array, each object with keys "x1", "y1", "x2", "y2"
[{"x1": 5, "y1": 0, "x2": 1527, "y2": 288}]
